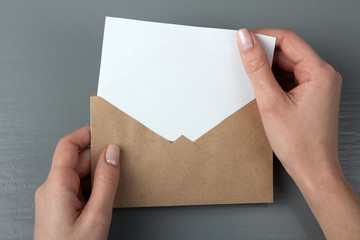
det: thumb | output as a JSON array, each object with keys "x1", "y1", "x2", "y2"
[
  {"x1": 236, "y1": 29, "x2": 286, "y2": 108},
  {"x1": 82, "y1": 144, "x2": 120, "y2": 229}
]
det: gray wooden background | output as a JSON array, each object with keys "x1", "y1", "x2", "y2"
[{"x1": 0, "y1": 0, "x2": 359, "y2": 239}]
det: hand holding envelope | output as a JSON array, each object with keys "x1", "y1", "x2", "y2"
[{"x1": 91, "y1": 17, "x2": 276, "y2": 207}]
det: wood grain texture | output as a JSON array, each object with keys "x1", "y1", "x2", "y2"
[{"x1": 0, "y1": 0, "x2": 359, "y2": 239}]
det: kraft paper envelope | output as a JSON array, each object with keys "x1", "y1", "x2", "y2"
[
  {"x1": 91, "y1": 96, "x2": 273, "y2": 207},
  {"x1": 91, "y1": 17, "x2": 275, "y2": 207}
]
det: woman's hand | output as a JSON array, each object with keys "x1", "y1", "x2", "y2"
[
  {"x1": 34, "y1": 126, "x2": 120, "y2": 240},
  {"x1": 236, "y1": 28, "x2": 360, "y2": 239},
  {"x1": 237, "y1": 28, "x2": 342, "y2": 183}
]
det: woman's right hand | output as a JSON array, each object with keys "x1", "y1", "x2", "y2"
[
  {"x1": 236, "y1": 28, "x2": 360, "y2": 239},
  {"x1": 237, "y1": 28, "x2": 342, "y2": 184}
]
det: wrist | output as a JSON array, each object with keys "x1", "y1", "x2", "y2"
[
  {"x1": 287, "y1": 153, "x2": 346, "y2": 200},
  {"x1": 297, "y1": 165, "x2": 346, "y2": 199}
]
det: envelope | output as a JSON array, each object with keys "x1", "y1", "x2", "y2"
[
  {"x1": 90, "y1": 17, "x2": 274, "y2": 207},
  {"x1": 90, "y1": 94, "x2": 273, "y2": 207}
]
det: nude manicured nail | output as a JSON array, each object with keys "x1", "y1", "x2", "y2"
[
  {"x1": 105, "y1": 144, "x2": 119, "y2": 166},
  {"x1": 237, "y1": 29, "x2": 253, "y2": 52}
]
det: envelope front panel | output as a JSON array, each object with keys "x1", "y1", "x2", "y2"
[{"x1": 91, "y1": 96, "x2": 273, "y2": 207}]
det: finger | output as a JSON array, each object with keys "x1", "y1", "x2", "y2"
[
  {"x1": 251, "y1": 29, "x2": 326, "y2": 85},
  {"x1": 273, "y1": 49, "x2": 296, "y2": 72},
  {"x1": 236, "y1": 29, "x2": 288, "y2": 107},
  {"x1": 81, "y1": 145, "x2": 120, "y2": 226},
  {"x1": 272, "y1": 63, "x2": 296, "y2": 82},
  {"x1": 252, "y1": 29, "x2": 323, "y2": 64},
  {"x1": 51, "y1": 125, "x2": 90, "y2": 172},
  {"x1": 76, "y1": 148, "x2": 91, "y2": 179}
]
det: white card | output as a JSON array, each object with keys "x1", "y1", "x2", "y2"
[{"x1": 98, "y1": 17, "x2": 276, "y2": 141}]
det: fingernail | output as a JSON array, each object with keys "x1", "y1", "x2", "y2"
[
  {"x1": 106, "y1": 144, "x2": 119, "y2": 166},
  {"x1": 237, "y1": 29, "x2": 253, "y2": 52}
]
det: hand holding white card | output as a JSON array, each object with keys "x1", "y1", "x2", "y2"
[{"x1": 98, "y1": 17, "x2": 276, "y2": 141}]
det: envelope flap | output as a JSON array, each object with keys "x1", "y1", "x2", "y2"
[{"x1": 195, "y1": 100, "x2": 273, "y2": 199}]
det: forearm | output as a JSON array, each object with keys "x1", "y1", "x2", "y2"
[{"x1": 291, "y1": 156, "x2": 360, "y2": 239}]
